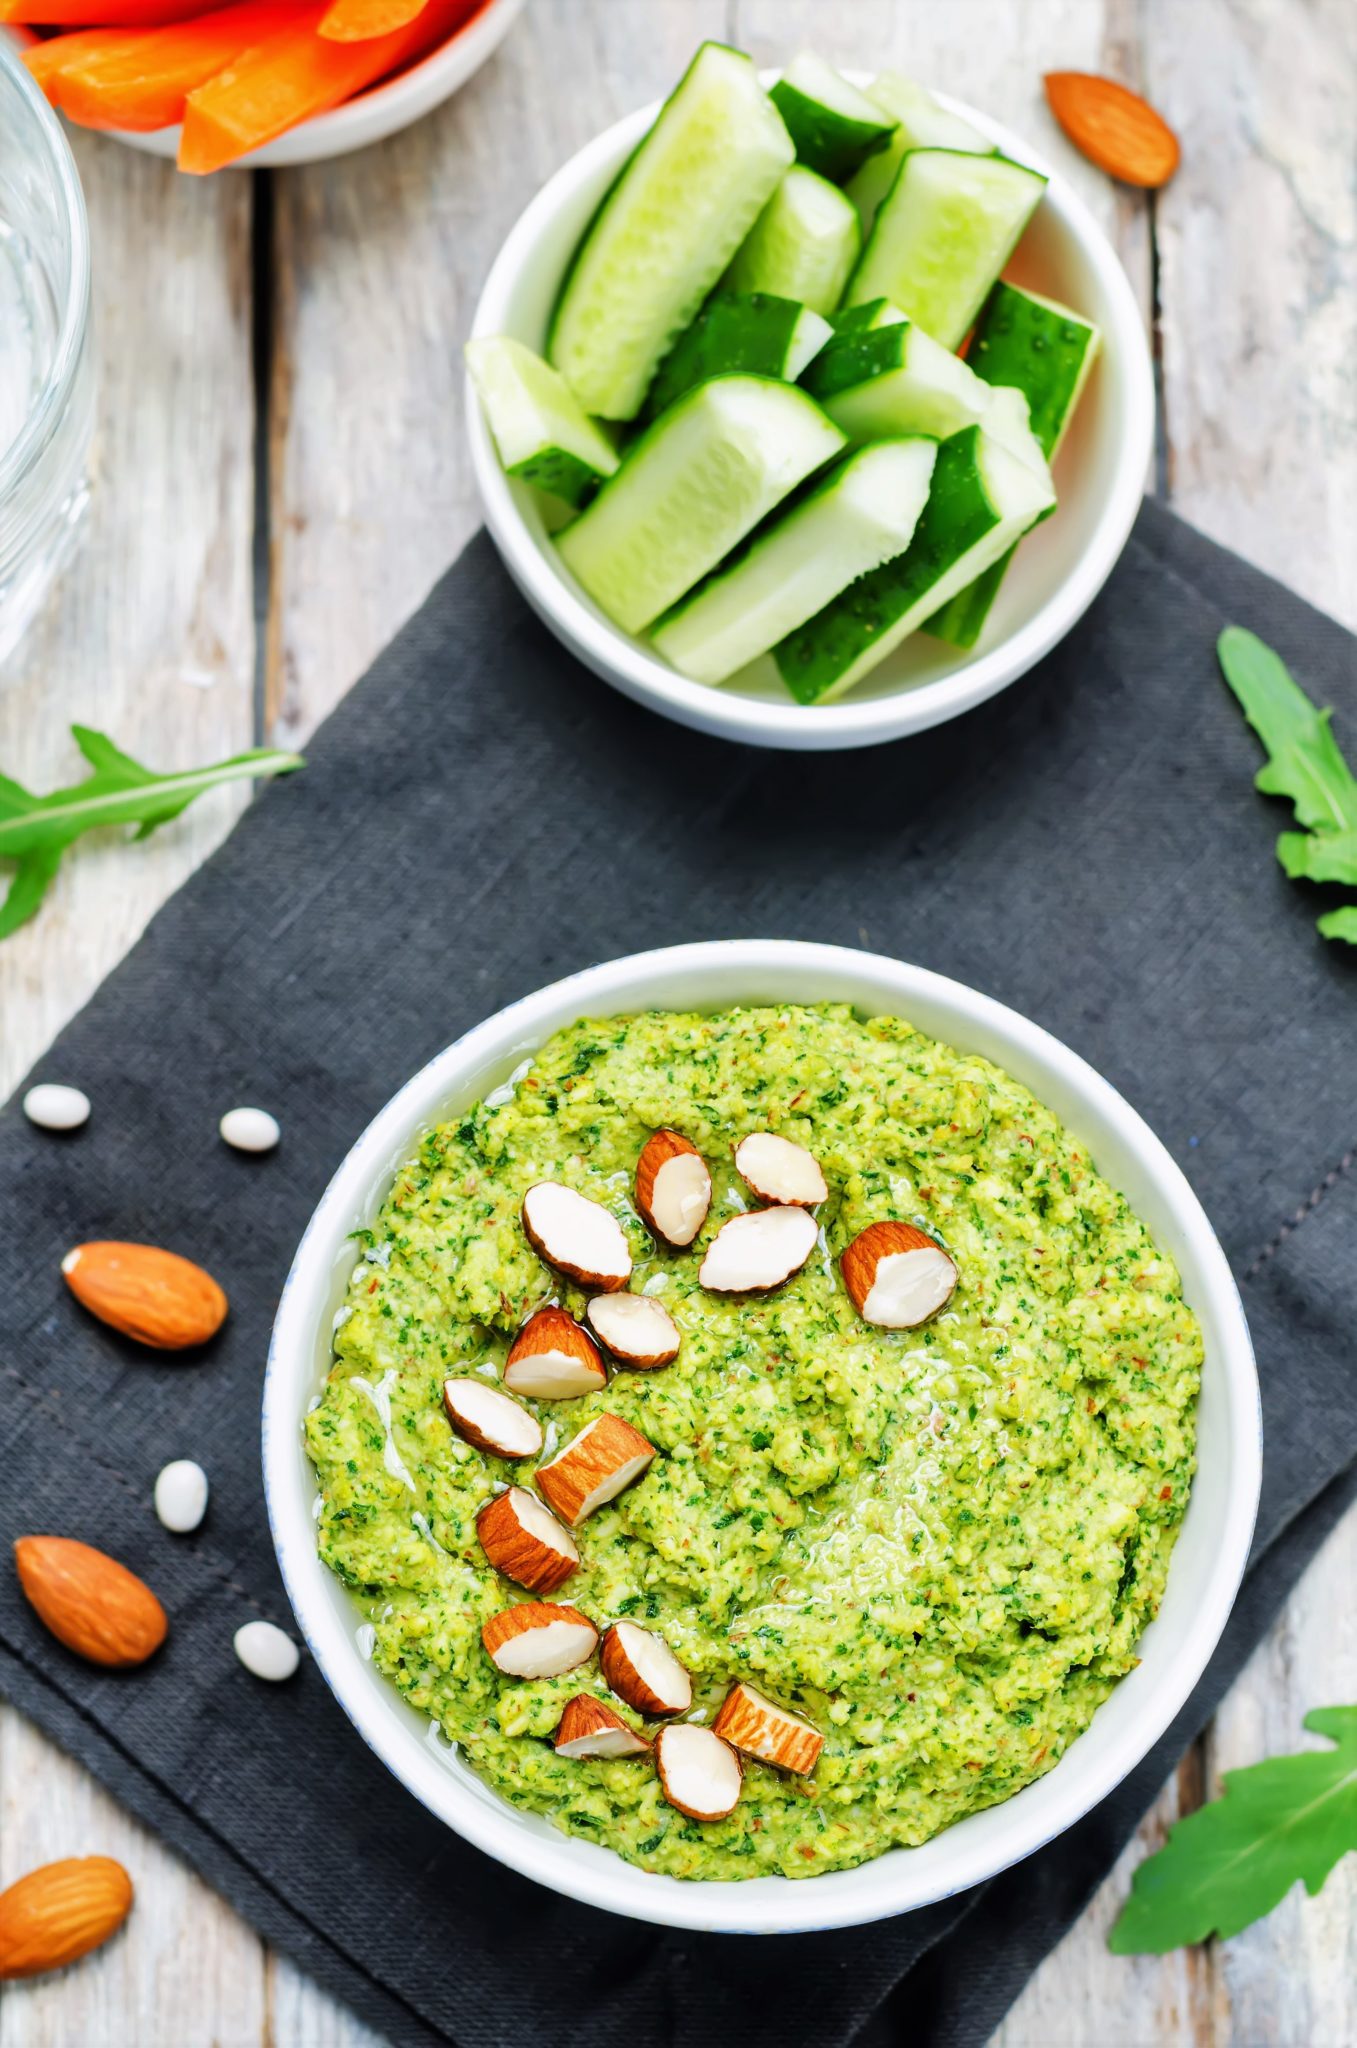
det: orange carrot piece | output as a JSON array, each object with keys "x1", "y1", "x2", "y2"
[
  {"x1": 317, "y1": 0, "x2": 424, "y2": 44},
  {"x1": 1, "y1": 0, "x2": 231, "y2": 25},
  {"x1": 54, "y1": 0, "x2": 308, "y2": 129},
  {"x1": 178, "y1": 0, "x2": 474, "y2": 170},
  {"x1": 23, "y1": 27, "x2": 123, "y2": 87}
]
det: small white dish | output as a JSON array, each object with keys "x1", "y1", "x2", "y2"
[
  {"x1": 5, "y1": 0, "x2": 522, "y2": 169},
  {"x1": 264, "y1": 940, "x2": 1260, "y2": 1935},
  {"x1": 468, "y1": 76, "x2": 1154, "y2": 751}
]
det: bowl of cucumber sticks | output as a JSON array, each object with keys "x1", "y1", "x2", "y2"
[{"x1": 466, "y1": 45, "x2": 1153, "y2": 752}]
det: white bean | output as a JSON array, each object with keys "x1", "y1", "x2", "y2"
[
  {"x1": 23, "y1": 1083, "x2": 91, "y2": 1132},
  {"x1": 154, "y1": 1459, "x2": 209, "y2": 1533},
  {"x1": 234, "y1": 1620, "x2": 299, "y2": 1682},
  {"x1": 219, "y1": 1106, "x2": 281, "y2": 1153}
]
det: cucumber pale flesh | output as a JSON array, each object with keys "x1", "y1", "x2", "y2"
[
  {"x1": 643, "y1": 291, "x2": 831, "y2": 422},
  {"x1": 557, "y1": 374, "x2": 845, "y2": 636},
  {"x1": 774, "y1": 424, "x2": 1054, "y2": 702},
  {"x1": 466, "y1": 335, "x2": 619, "y2": 508},
  {"x1": 652, "y1": 436, "x2": 938, "y2": 684},
  {"x1": 769, "y1": 50, "x2": 897, "y2": 184},
  {"x1": 725, "y1": 164, "x2": 862, "y2": 316},
  {"x1": 847, "y1": 148, "x2": 1047, "y2": 348},
  {"x1": 549, "y1": 42, "x2": 794, "y2": 420},
  {"x1": 847, "y1": 72, "x2": 989, "y2": 234}
]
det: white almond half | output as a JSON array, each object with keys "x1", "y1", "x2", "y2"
[
  {"x1": 476, "y1": 1486, "x2": 579, "y2": 1594},
  {"x1": 522, "y1": 1182, "x2": 632, "y2": 1291},
  {"x1": 711, "y1": 1680, "x2": 823, "y2": 1775},
  {"x1": 635, "y1": 1130, "x2": 712, "y2": 1249},
  {"x1": 481, "y1": 1601, "x2": 598, "y2": 1678},
  {"x1": 600, "y1": 1620, "x2": 693, "y2": 1717},
  {"x1": 535, "y1": 1413, "x2": 657, "y2": 1527},
  {"x1": 443, "y1": 1378, "x2": 543, "y2": 1460},
  {"x1": 654, "y1": 1723, "x2": 742, "y2": 1821},
  {"x1": 586, "y1": 1292, "x2": 681, "y2": 1370},
  {"x1": 554, "y1": 1693, "x2": 651, "y2": 1759},
  {"x1": 698, "y1": 1205, "x2": 818, "y2": 1294},
  {"x1": 840, "y1": 1221, "x2": 958, "y2": 1329},
  {"x1": 503, "y1": 1306, "x2": 608, "y2": 1399},
  {"x1": 734, "y1": 1132, "x2": 828, "y2": 1208}
]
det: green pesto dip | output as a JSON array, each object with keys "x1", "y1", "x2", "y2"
[{"x1": 306, "y1": 1004, "x2": 1201, "y2": 1880}]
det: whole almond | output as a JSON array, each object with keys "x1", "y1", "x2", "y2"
[
  {"x1": 1044, "y1": 72, "x2": 1180, "y2": 189},
  {"x1": 61, "y1": 1241, "x2": 227, "y2": 1350},
  {"x1": 14, "y1": 1537, "x2": 168, "y2": 1668},
  {"x1": 0, "y1": 1857, "x2": 133, "y2": 1979}
]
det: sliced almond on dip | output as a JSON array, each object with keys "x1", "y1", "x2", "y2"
[
  {"x1": 698, "y1": 1206, "x2": 818, "y2": 1294},
  {"x1": 554, "y1": 1693, "x2": 651, "y2": 1759},
  {"x1": 711, "y1": 1681, "x2": 824, "y2": 1776},
  {"x1": 734, "y1": 1132, "x2": 828, "y2": 1209},
  {"x1": 635, "y1": 1130, "x2": 713, "y2": 1249},
  {"x1": 586, "y1": 1292, "x2": 681, "y2": 1370},
  {"x1": 503, "y1": 1306, "x2": 608, "y2": 1400},
  {"x1": 840, "y1": 1221, "x2": 958, "y2": 1329},
  {"x1": 482, "y1": 1601, "x2": 598, "y2": 1678},
  {"x1": 521, "y1": 1181, "x2": 632, "y2": 1292},
  {"x1": 600, "y1": 1620, "x2": 693, "y2": 1717},
  {"x1": 535, "y1": 1413, "x2": 657, "y2": 1527},
  {"x1": 476, "y1": 1487, "x2": 580, "y2": 1593},
  {"x1": 654, "y1": 1724, "x2": 742, "y2": 1821},
  {"x1": 443, "y1": 1378, "x2": 543, "y2": 1460}
]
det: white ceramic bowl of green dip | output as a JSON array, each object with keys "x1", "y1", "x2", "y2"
[
  {"x1": 466, "y1": 79, "x2": 1154, "y2": 753},
  {"x1": 264, "y1": 942, "x2": 1259, "y2": 1932}
]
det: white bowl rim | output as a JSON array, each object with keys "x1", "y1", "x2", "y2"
[
  {"x1": 467, "y1": 79, "x2": 1155, "y2": 751},
  {"x1": 264, "y1": 939, "x2": 1261, "y2": 1935}
]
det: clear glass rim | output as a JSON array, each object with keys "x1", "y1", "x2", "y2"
[{"x1": 0, "y1": 40, "x2": 92, "y2": 501}]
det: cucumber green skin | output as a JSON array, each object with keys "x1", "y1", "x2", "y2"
[
  {"x1": 506, "y1": 445, "x2": 608, "y2": 509},
  {"x1": 926, "y1": 285, "x2": 1097, "y2": 649},
  {"x1": 800, "y1": 322, "x2": 908, "y2": 401},
  {"x1": 829, "y1": 298, "x2": 900, "y2": 334},
  {"x1": 768, "y1": 78, "x2": 896, "y2": 183},
  {"x1": 775, "y1": 425, "x2": 998, "y2": 703},
  {"x1": 643, "y1": 291, "x2": 806, "y2": 422}
]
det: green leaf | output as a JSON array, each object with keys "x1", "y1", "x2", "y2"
[
  {"x1": 1108, "y1": 1706, "x2": 1357, "y2": 1954},
  {"x1": 0, "y1": 727, "x2": 304, "y2": 940},
  {"x1": 1218, "y1": 627, "x2": 1357, "y2": 940},
  {"x1": 1317, "y1": 905, "x2": 1357, "y2": 944}
]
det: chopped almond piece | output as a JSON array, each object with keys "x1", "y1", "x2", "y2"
[
  {"x1": 481, "y1": 1600, "x2": 598, "y2": 1678},
  {"x1": 712, "y1": 1681, "x2": 823, "y2": 1775},
  {"x1": 840, "y1": 1221, "x2": 957, "y2": 1328},
  {"x1": 522, "y1": 1182, "x2": 632, "y2": 1291},
  {"x1": 554, "y1": 1693, "x2": 651, "y2": 1759},
  {"x1": 476, "y1": 1487, "x2": 579, "y2": 1594},
  {"x1": 600, "y1": 1620, "x2": 692, "y2": 1717},
  {"x1": 734, "y1": 1132, "x2": 828, "y2": 1208},
  {"x1": 443, "y1": 1378, "x2": 543, "y2": 1460},
  {"x1": 698, "y1": 1206, "x2": 817, "y2": 1294},
  {"x1": 503, "y1": 1306, "x2": 607, "y2": 1400},
  {"x1": 654, "y1": 1723, "x2": 742, "y2": 1820},
  {"x1": 635, "y1": 1130, "x2": 712, "y2": 1248},
  {"x1": 535, "y1": 1413, "x2": 656, "y2": 1527},
  {"x1": 586, "y1": 1292, "x2": 681, "y2": 1370}
]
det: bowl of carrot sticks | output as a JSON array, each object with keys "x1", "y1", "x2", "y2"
[{"x1": 4, "y1": 0, "x2": 522, "y2": 171}]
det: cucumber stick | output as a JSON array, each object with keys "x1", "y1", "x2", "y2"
[
  {"x1": 557, "y1": 375, "x2": 845, "y2": 636},
  {"x1": 465, "y1": 336, "x2": 619, "y2": 508},
  {"x1": 549, "y1": 43, "x2": 794, "y2": 420},
  {"x1": 652, "y1": 437, "x2": 938, "y2": 684},
  {"x1": 725, "y1": 165, "x2": 861, "y2": 316},
  {"x1": 847, "y1": 148, "x2": 1047, "y2": 348},
  {"x1": 829, "y1": 297, "x2": 907, "y2": 335},
  {"x1": 847, "y1": 73, "x2": 989, "y2": 234},
  {"x1": 643, "y1": 291, "x2": 832, "y2": 422},
  {"x1": 769, "y1": 50, "x2": 897, "y2": 183},
  {"x1": 774, "y1": 424, "x2": 1054, "y2": 703},
  {"x1": 927, "y1": 284, "x2": 1101, "y2": 650}
]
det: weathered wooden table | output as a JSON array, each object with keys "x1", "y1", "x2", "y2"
[{"x1": 2, "y1": 2, "x2": 1353, "y2": 2041}]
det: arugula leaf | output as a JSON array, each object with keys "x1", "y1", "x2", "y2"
[
  {"x1": 1218, "y1": 627, "x2": 1357, "y2": 943},
  {"x1": 0, "y1": 726, "x2": 303, "y2": 940},
  {"x1": 1109, "y1": 1707, "x2": 1357, "y2": 1953}
]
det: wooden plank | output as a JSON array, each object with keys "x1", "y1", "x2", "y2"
[{"x1": 0, "y1": 131, "x2": 260, "y2": 2048}]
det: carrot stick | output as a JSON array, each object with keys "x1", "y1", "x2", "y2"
[
  {"x1": 316, "y1": 0, "x2": 424, "y2": 44},
  {"x1": 23, "y1": 27, "x2": 126, "y2": 87},
  {"x1": 1, "y1": 0, "x2": 231, "y2": 25},
  {"x1": 177, "y1": 0, "x2": 475, "y2": 170},
  {"x1": 52, "y1": 0, "x2": 309, "y2": 129}
]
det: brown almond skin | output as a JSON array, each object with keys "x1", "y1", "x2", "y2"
[
  {"x1": 0, "y1": 1857, "x2": 133, "y2": 1979},
  {"x1": 839, "y1": 1221, "x2": 956, "y2": 1323},
  {"x1": 14, "y1": 1537, "x2": 168, "y2": 1668},
  {"x1": 62, "y1": 1241, "x2": 227, "y2": 1350},
  {"x1": 475, "y1": 1491, "x2": 577, "y2": 1595},
  {"x1": 554, "y1": 1693, "x2": 650, "y2": 1757},
  {"x1": 635, "y1": 1129, "x2": 711, "y2": 1248},
  {"x1": 1044, "y1": 71, "x2": 1180, "y2": 188},
  {"x1": 712, "y1": 1681, "x2": 824, "y2": 1775}
]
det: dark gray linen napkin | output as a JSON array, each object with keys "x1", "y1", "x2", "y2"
[{"x1": 1, "y1": 498, "x2": 1354, "y2": 2048}]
